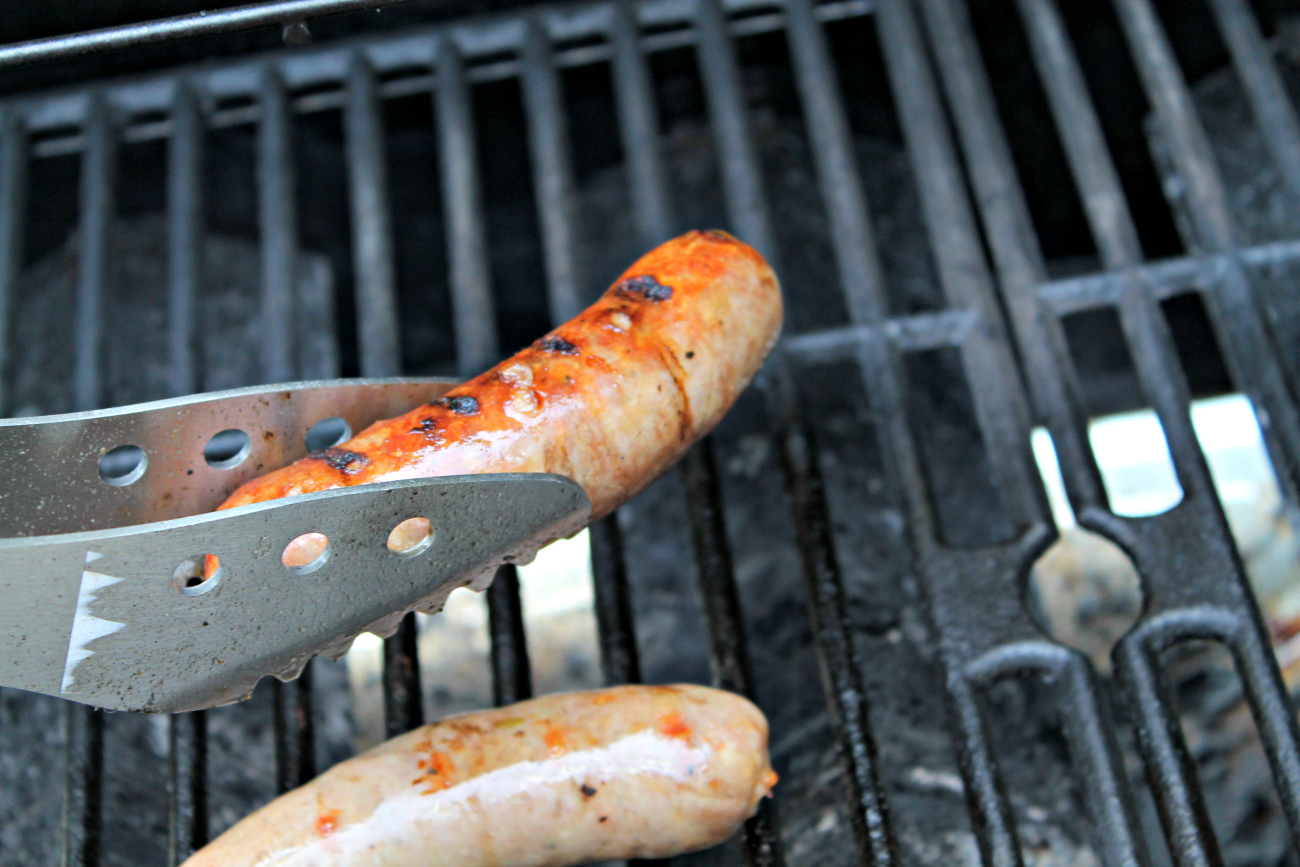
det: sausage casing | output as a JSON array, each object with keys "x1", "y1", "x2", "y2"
[
  {"x1": 219, "y1": 230, "x2": 782, "y2": 518},
  {"x1": 182, "y1": 685, "x2": 776, "y2": 867}
]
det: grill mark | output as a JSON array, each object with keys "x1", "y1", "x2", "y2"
[
  {"x1": 436, "y1": 395, "x2": 480, "y2": 415},
  {"x1": 614, "y1": 274, "x2": 673, "y2": 302},
  {"x1": 312, "y1": 448, "x2": 370, "y2": 475},
  {"x1": 537, "y1": 335, "x2": 580, "y2": 355}
]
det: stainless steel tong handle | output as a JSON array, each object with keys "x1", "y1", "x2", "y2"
[{"x1": 0, "y1": 380, "x2": 593, "y2": 712}]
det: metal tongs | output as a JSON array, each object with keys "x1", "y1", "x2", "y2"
[{"x1": 0, "y1": 379, "x2": 590, "y2": 714}]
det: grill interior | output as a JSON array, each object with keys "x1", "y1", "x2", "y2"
[{"x1": 3, "y1": 0, "x2": 1300, "y2": 865}]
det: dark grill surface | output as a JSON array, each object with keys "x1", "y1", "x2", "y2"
[{"x1": 2, "y1": 0, "x2": 1300, "y2": 865}]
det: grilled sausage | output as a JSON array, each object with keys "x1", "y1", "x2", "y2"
[
  {"x1": 182, "y1": 684, "x2": 777, "y2": 867},
  {"x1": 219, "y1": 230, "x2": 782, "y2": 518}
]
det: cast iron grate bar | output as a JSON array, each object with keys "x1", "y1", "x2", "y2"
[
  {"x1": 680, "y1": 442, "x2": 785, "y2": 867},
  {"x1": 274, "y1": 663, "x2": 318, "y2": 792},
  {"x1": 437, "y1": 37, "x2": 499, "y2": 379},
  {"x1": 0, "y1": 108, "x2": 20, "y2": 418},
  {"x1": 1108, "y1": 0, "x2": 1300, "y2": 850},
  {"x1": 61, "y1": 88, "x2": 116, "y2": 867},
  {"x1": 338, "y1": 44, "x2": 428, "y2": 740},
  {"x1": 9, "y1": 0, "x2": 874, "y2": 157},
  {"x1": 167, "y1": 711, "x2": 207, "y2": 866},
  {"x1": 673, "y1": 8, "x2": 794, "y2": 865},
  {"x1": 1112, "y1": 0, "x2": 1300, "y2": 507},
  {"x1": 345, "y1": 54, "x2": 403, "y2": 380},
  {"x1": 589, "y1": 514, "x2": 643, "y2": 686},
  {"x1": 167, "y1": 79, "x2": 202, "y2": 399},
  {"x1": 256, "y1": 68, "x2": 298, "y2": 386},
  {"x1": 767, "y1": 358, "x2": 896, "y2": 865},
  {"x1": 919, "y1": 0, "x2": 1300, "y2": 861},
  {"x1": 73, "y1": 92, "x2": 113, "y2": 414},
  {"x1": 165, "y1": 75, "x2": 207, "y2": 864},
  {"x1": 522, "y1": 18, "x2": 586, "y2": 327},
  {"x1": 610, "y1": 0, "x2": 672, "y2": 247},
  {"x1": 62, "y1": 704, "x2": 104, "y2": 867},
  {"x1": 382, "y1": 614, "x2": 426, "y2": 735},
  {"x1": 1207, "y1": 0, "x2": 1300, "y2": 204},
  {"x1": 488, "y1": 565, "x2": 535, "y2": 707},
  {"x1": 2, "y1": 0, "x2": 1299, "y2": 863},
  {"x1": 694, "y1": 0, "x2": 777, "y2": 261}
]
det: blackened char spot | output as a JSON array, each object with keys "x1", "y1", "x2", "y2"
[
  {"x1": 409, "y1": 416, "x2": 436, "y2": 435},
  {"x1": 599, "y1": 816, "x2": 608, "y2": 823},
  {"x1": 615, "y1": 274, "x2": 673, "y2": 302},
  {"x1": 580, "y1": 784, "x2": 597, "y2": 798},
  {"x1": 436, "y1": 395, "x2": 479, "y2": 415},
  {"x1": 699, "y1": 229, "x2": 733, "y2": 242},
  {"x1": 313, "y1": 448, "x2": 370, "y2": 475},
  {"x1": 537, "y1": 335, "x2": 580, "y2": 355}
]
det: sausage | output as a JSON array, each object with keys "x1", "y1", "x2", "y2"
[
  {"x1": 219, "y1": 230, "x2": 782, "y2": 518},
  {"x1": 182, "y1": 684, "x2": 777, "y2": 867}
]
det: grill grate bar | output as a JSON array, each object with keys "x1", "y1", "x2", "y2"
[
  {"x1": 487, "y1": 565, "x2": 535, "y2": 706},
  {"x1": 342, "y1": 48, "x2": 427, "y2": 740},
  {"x1": 783, "y1": 0, "x2": 882, "y2": 319},
  {"x1": 436, "y1": 39, "x2": 499, "y2": 378},
  {"x1": 872, "y1": 2, "x2": 1047, "y2": 862},
  {"x1": 589, "y1": 514, "x2": 642, "y2": 686},
  {"x1": 62, "y1": 705, "x2": 105, "y2": 867},
  {"x1": 875, "y1": 0, "x2": 1040, "y2": 528},
  {"x1": 381, "y1": 615, "x2": 425, "y2": 735},
  {"x1": 1206, "y1": 0, "x2": 1300, "y2": 204},
  {"x1": 680, "y1": 442, "x2": 785, "y2": 867},
  {"x1": 166, "y1": 79, "x2": 202, "y2": 397},
  {"x1": 774, "y1": 1, "x2": 900, "y2": 861},
  {"x1": 920, "y1": 0, "x2": 1300, "y2": 860},
  {"x1": 676, "y1": 6, "x2": 790, "y2": 862},
  {"x1": 768, "y1": 362, "x2": 896, "y2": 867},
  {"x1": 344, "y1": 54, "x2": 403, "y2": 379},
  {"x1": 1016, "y1": 0, "x2": 1143, "y2": 270},
  {"x1": 681, "y1": 443, "x2": 756, "y2": 697},
  {"x1": 610, "y1": 0, "x2": 672, "y2": 246},
  {"x1": 931, "y1": 0, "x2": 1217, "y2": 862},
  {"x1": 522, "y1": 19, "x2": 586, "y2": 326},
  {"x1": 272, "y1": 666, "x2": 318, "y2": 792},
  {"x1": 63, "y1": 94, "x2": 114, "y2": 854},
  {"x1": 914, "y1": 0, "x2": 1102, "y2": 510},
  {"x1": 1111, "y1": 0, "x2": 1300, "y2": 513},
  {"x1": 164, "y1": 75, "x2": 207, "y2": 865},
  {"x1": 433, "y1": 27, "x2": 536, "y2": 725},
  {"x1": 694, "y1": 0, "x2": 777, "y2": 262},
  {"x1": 0, "y1": 110, "x2": 23, "y2": 417},
  {"x1": 17, "y1": 0, "x2": 877, "y2": 161},
  {"x1": 166, "y1": 711, "x2": 207, "y2": 865},
  {"x1": 256, "y1": 69, "x2": 298, "y2": 385},
  {"x1": 1036, "y1": 239, "x2": 1300, "y2": 313},
  {"x1": 73, "y1": 93, "x2": 113, "y2": 413},
  {"x1": 6, "y1": 0, "x2": 1300, "y2": 862}
]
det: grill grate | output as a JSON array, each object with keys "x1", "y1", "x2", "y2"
[{"x1": 1, "y1": 0, "x2": 1300, "y2": 865}]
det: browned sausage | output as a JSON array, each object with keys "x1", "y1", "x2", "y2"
[
  {"x1": 182, "y1": 685, "x2": 776, "y2": 867},
  {"x1": 219, "y1": 231, "x2": 782, "y2": 519}
]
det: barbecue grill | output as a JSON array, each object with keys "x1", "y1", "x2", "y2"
[{"x1": 1, "y1": 0, "x2": 1299, "y2": 864}]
